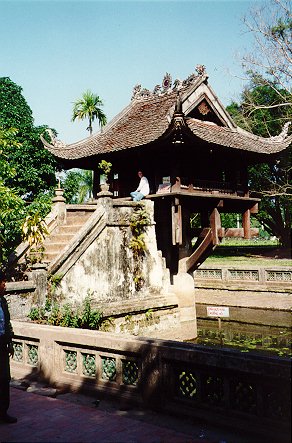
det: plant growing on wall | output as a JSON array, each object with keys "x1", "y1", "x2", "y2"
[
  {"x1": 48, "y1": 273, "x2": 64, "y2": 300},
  {"x1": 128, "y1": 204, "x2": 150, "y2": 291},
  {"x1": 28, "y1": 293, "x2": 104, "y2": 330},
  {"x1": 22, "y1": 212, "x2": 49, "y2": 264}
]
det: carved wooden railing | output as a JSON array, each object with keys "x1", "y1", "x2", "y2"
[{"x1": 170, "y1": 177, "x2": 247, "y2": 196}]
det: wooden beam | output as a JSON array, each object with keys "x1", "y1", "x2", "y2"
[
  {"x1": 184, "y1": 228, "x2": 213, "y2": 273},
  {"x1": 171, "y1": 177, "x2": 181, "y2": 192},
  {"x1": 210, "y1": 208, "x2": 221, "y2": 245},
  {"x1": 250, "y1": 203, "x2": 258, "y2": 214}
]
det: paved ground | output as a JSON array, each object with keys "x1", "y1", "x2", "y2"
[
  {"x1": 0, "y1": 388, "x2": 212, "y2": 443},
  {"x1": 0, "y1": 387, "x2": 267, "y2": 443}
]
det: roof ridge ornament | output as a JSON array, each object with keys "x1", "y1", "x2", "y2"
[
  {"x1": 162, "y1": 73, "x2": 172, "y2": 92},
  {"x1": 41, "y1": 128, "x2": 67, "y2": 148},
  {"x1": 195, "y1": 64, "x2": 206, "y2": 75},
  {"x1": 131, "y1": 65, "x2": 208, "y2": 101},
  {"x1": 269, "y1": 122, "x2": 291, "y2": 142}
]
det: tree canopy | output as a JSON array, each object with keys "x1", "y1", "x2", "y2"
[
  {"x1": 0, "y1": 77, "x2": 57, "y2": 199},
  {"x1": 62, "y1": 169, "x2": 93, "y2": 204},
  {"x1": 228, "y1": 84, "x2": 291, "y2": 248},
  {"x1": 227, "y1": 0, "x2": 291, "y2": 249},
  {"x1": 0, "y1": 127, "x2": 26, "y2": 264},
  {"x1": 0, "y1": 78, "x2": 56, "y2": 266}
]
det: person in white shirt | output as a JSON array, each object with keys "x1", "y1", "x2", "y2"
[{"x1": 130, "y1": 171, "x2": 150, "y2": 201}]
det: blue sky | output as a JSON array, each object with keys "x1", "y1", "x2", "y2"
[{"x1": 0, "y1": 0, "x2": 262, "y2": 143}]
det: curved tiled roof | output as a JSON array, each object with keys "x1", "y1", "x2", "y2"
[
  {"x1": 43, "y1": 73, "x2": 291, "y2": 161},
  {"x1": 44, "y1": 91, "x2": 178, "y2": 160},
  {"x1": 186, "y1": 119, "x2": 292, "y2": 154}
]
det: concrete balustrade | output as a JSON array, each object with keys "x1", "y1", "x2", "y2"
[
  {"x1": 194, "y1": 265, "x2": 292, "y2": 291},
  {"x1": 10, "y1": 321, "x2": 291, "y2": 440}
]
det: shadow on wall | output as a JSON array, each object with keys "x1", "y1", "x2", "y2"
[{"x1": 10, "y1": 328, "x2": 291, "y2": 443}]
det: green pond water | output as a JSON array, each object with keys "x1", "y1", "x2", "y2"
[{"x1": 190, "y1": 310, "x2": 292, "y2": 357}]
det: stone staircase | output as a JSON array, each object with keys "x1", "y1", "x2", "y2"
[{"x1": 43, "y1": 209, "x2": 94, "y2": 265}]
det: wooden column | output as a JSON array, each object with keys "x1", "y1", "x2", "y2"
[
  {"x1": 210, "y1": 207, "x2": 221, "y2": 245},
  {"x1": 172, "y1": 197, "x2": 193, "y2": 272},
  {"x1": 172, "y1": 198, "x2": 182, "y2": 246},
  {"x1": 242, "y1": 208, "x2": 251, "y2": 239}
]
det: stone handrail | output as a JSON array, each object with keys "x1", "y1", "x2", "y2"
[
  {"x1": 48, "y1": 205, "x2": 106, "y2": 275},
  {"x1": 11, "y1": 321, "x2": 291, "y2": 439},
  {"x1": 194, "y1": 265, "x2": 292, "y2": 291}
]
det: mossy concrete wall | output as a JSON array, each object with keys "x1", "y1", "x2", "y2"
[
  {"x1": 52, "y1": 198, "x2": 171, "y2": 304},
  {"x1": 7, "y1": 197, "x2": 197, "y2": 341}
]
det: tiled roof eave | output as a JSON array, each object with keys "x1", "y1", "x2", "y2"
[
  {"x1": 186, "y1": 119, "x2": 291, "y2": 155},
  {"x1": 44, "y1": 94, "x2": 177, "y2": 160},
  {"x1": 44, "y1": 121, "x2": 175, "y2": 161}
]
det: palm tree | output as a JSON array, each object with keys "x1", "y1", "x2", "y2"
[{"x1": 72, "y1": 90, "x2": 107, "y2": 135}]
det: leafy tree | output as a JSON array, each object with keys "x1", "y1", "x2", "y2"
[
  {"x1": 0, "y1": 77, "x2": 57, "y2": 199},
  {"x1": 228, "y1": 0, "x2": 292, "y2": 249},
  {"x1": 72, "y1": 90, "x2": 107, "y2": 135},
  {"x1": 0, "y1": 127, "x2": 26, "y2": 264},
  {"x1": 228, "y1": 84, "x2": 291, "y2": 248},
  {"x1": 0, "y1": 183, "x2": 25, "y2": 265},
  {"x1": 228, "y1": 83, "x2": 292, "y2": 136},
  {"x1": 0, "y1": 78, "x2": 56, "y2": 266},
  {"x1": 63, "y1": 169, "x2": 93, "y2": 203}
]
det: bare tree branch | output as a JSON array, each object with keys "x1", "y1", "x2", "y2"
[{"x1": 241, "y1": 0, "x2": 292, "y2": 107}]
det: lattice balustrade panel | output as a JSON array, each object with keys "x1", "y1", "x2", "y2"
[
  {"x1": 264, "y1": 385, "x2": 291, "y2": 421},
  {"x1": 266, "y1": 271, "x2": 292, "y2": 282},
  {"x1": 228, "y1": 270, "x2": 259, "y2": 281},
  {"x1": 101, "y1": 357, "x2": 116, "y2": 382},
  {"x1": 27, "y1": 344, "x2": 38, "y2": 366},
  {"x1": 202, "y1": 375, "x2": 224, "y2": 406},
  {"x1": 82, "y1": 353, "x2": 96, "y2": 378},
  {"x1": 178, "y1": 370, "x2": 198, "y2": 400},
  {"x1": 122, "y1": 360, "x2": 139, "y2": 385},
  {"x1": 64, "y1": 350, "x2": 77, "y2": 373},
  {"x1": 231, "y1": 380, "x2": 257, "y2": 414},
  {"x1": 12, "y1": 341, "x2": 23, "y2": 362},
  {"x1": 195, "y1": 269, "x2": 222, "y2": 279}
]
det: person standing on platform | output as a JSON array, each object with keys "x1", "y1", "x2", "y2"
[
  {"x1": 130, "y1": 171, "x2": 150, "y2": 201},
  {"x1": 0, "y1": 269, "x2": 17, "y2": 424}
]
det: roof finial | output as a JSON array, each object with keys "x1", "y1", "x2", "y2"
[{"x1": 195, "y1": 64, "x2": 206, "y2": 75}]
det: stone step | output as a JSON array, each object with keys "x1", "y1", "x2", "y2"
[
  {"x1": 66, "y1": 213, "x2": 92, "y2": 222},
  {"x1": 65, "y1": 217, "x2": 89, "y2": 226},
  {"x1": 66, "y1": 210, "x2": 92, "y2": 216},
  {"x1": 43, "y1": 252, "x2": 59, "y2": 262},
  {"x1": 44, "y1": 233, "x2": 76, "y2": 244},
  {"x1": 44, "y1": 243, "x2": 70, "y2": 254},
  {"x1": 42, "y1": 211, "x2": 93, "y2": 264},
  {"x1": 57, "y1": 225, "x2": 83, "y2": 235}
]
